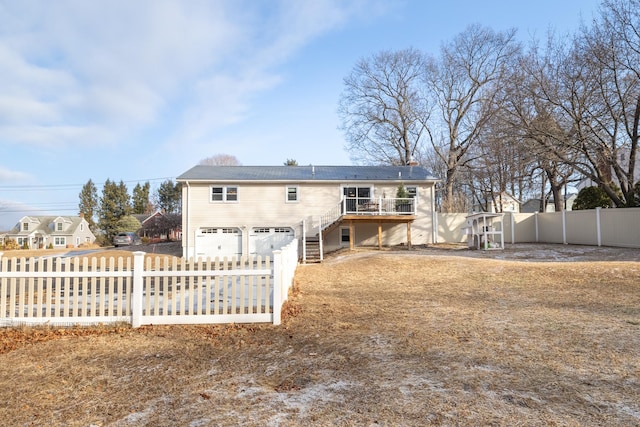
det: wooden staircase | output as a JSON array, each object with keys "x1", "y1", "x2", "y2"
[{"x1": 304, "y1": 236, "x2": 322, "y2": 263}]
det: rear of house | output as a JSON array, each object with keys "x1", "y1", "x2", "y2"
[{"x1": 177, "y1": 165, "x2": 439, "y2": 260}]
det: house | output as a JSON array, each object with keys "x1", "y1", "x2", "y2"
[
  {"x1": 4, "y1": 215, "x2": 96, "y2": 249},
  {"x1": 135, "y1": 211, "x2": 182, "y2": 242},
  {"x1": 472, "y1": 192, "x2": 520, "y2": 213},
  {"x1": 522, "y1": 193, "x2": 577, "y2": 213},
  {"x1": 176, "y1": 165, "x2": 440, "y2": 261}
]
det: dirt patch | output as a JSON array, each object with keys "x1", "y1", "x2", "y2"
[{"x1": 0, "y1": 245, "x2": 639, "y2": 426}]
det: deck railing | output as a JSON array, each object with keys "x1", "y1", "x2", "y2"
[{"x1": 342, "y1": 197, "x2": 415, "y2": 216}]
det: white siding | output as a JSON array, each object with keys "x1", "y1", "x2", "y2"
[{"x1": 182, "y1": 181, "x2": 436, "y2": 258}]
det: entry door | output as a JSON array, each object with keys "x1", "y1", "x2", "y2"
[{"x1": 343, "y1": 187, "x2": 371, "y2": 212}]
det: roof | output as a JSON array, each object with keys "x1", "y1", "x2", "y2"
[
  {"x1": 8, "y1": 216, "x2": 87, "y2": 236},
  {"x1": 177, "y1": 165, "x2": 439, "y2": 183}
]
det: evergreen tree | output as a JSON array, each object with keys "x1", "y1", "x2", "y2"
[
  {"x1": 78, "y1": 179, "x2": 98, "y2": 231},
  {"x1": 98, "y1": 179, "x2": 131, "y2": 241},
  {"x1": 115, "y1": 215, "x2": 142, "y2": 234},
  {"x1": 132, "y1": 182, "x2": 151, "y2": 214},
  {"x1": 573, "y1": 186, "x2": 612, "y2": 210},
  {"x1": 157, "y1": 180, "x2": 181, "y2": 214}
]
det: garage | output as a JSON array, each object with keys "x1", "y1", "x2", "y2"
[
  {"x1": 194, "y1": 227, "x2": 242, "y2": 259},
  {"x1": 249, "y1": 227, "x2": 295, "y2": 257}
]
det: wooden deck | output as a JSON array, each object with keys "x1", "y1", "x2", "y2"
[{"x1": 341, "y1": 214, "x2": 415, "y2": 250}]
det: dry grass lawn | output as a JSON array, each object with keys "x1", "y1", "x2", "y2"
[{"x1": 0, "y1": 245, "x2": 639, "y2": 426}]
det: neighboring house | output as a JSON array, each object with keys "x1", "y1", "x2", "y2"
[
  {"x1": 4, "y1": 215, "x2": 96, "y2": 249},
  {"x1": 176, "y1": 165, "x2": 439, "y2": 260},
  {"x1": 135, "y1": 211, "x2": 182, "y2": 242},
  {"x1": 522, "y1": 193, "x2": 577, "y2": 213},
  {"x1": 473, "y1": 192, "x2": 520, "y2": 213}
]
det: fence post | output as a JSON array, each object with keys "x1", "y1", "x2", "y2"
[
  {"x1": 510, "y1": 212, "x2": 515, "y2": 244},
  {"x1": 318, "y1": 216, "x2": 323, "y2": 262},
  {"x1": 272, "y1": 249, "x2": 282, "y2": 325},
  {"x1": 535, "y1": 212, "x2": 539, "y2": 242},
  {"x1": 302, "y1": 220, "x2": 307, "y2": 263},
  {"x1": 596, "y1": 207, "x2": 602, "y2": 246},
  {"x1": 562, "y1": 210, "x2": 567, "y2": 245},
  {"x1": 131, "y1": 251, "x2": 145, "y2": 328}
]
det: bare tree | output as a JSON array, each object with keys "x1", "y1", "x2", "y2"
[
  {"x1": 338, "y1": 48, "x2": 430, "y2": 166},
  {"x1": 510, "y1": 3, "x2": 640, "y2": 208},
  {"x1": 501, "y1": 42, "x2": 579, "y2": 213},
  {"x1": 424, "y1": 24, "x2": 520, "y2": 212},
  {"x1": 467, "y1": 110, "x2": 537, "y2": 212},
  {"x1": 199, "y1": 154, "x2": 241, "y2": 166},
  {"x1": 583, "y1": 0, "x2": 640, "y2": 206}
]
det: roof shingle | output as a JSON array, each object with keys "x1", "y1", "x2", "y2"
[{"x1": 177, "y1": 165, "x2": 439, "y2": 182}]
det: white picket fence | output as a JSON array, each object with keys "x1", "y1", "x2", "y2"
[{"x1": 0, "y1": 239, "x2": 298, "y2": 328}]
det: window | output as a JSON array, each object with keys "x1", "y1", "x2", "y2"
[
  {"x1": 23, "y1": 222, "x2": 29, "y2": 231},
  {"x1": 226, "y1": 187, "x2": 238, "y2": 201},
  {"x1": 80, "y1": 223, "x2": 84, "y2": 231},
  {"x1": 340, "y1": 227, "x2": 350, "y2": 246},
  {"x1": 343, "y1": 186, "x2": 372, "y2": 212},
  {"x1": 210, "y1": 186, "x2": 238, "y2": 202},
  {"x1": 57, "y1": 222, "x2": 63, "y2": 231},
  {"x1": 286, "y1": 186, "x2": 298, "y2": 202},
  {"x1": 211, "y1": 187, "x2": 224, "y2": 201},
  {"x1": 343, "y1": 186, "x2": 371, "y2": 200},
  {"x1": 406, "y1": 186, "x2": 417, "y2": 199},
  {"x1": 54, "y1": 237, "x2": 66, "y2": 246}
]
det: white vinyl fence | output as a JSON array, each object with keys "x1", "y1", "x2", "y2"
[
  {"x1": 0, "y1": 239, "x2": 298, "y2": 328},
  {"x1": 437, "y1": 208, "x2": 640, "y2": 248}
]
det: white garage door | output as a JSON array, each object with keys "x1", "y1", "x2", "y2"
[
  {"x1": 249, "y1": 227, "x2": 295, "y2": 257},
  {"x1": 195, "y1": 227, "x2": 242, "y2": 259}
]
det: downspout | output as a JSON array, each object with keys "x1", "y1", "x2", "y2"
[{"x1": 184, "y1": 181, "x2": 190, "y2": 259}]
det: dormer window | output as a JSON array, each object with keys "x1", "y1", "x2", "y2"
[
  {"x1": 23, "y1": 222, "x2": 28, "y2": 231},
  {"x1": 57, "y1": 222, "x2": 63, "y2": 231}
]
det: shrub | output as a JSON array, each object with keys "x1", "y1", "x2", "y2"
[
  {"x1": 573, "y1": 186, "x2": 612, "y2": 210},
  {"x1": 3, "y1": 239, "x2": 20, "y2": 250}
]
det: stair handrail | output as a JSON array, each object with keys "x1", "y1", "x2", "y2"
[{"x1": 319, "y1": 202, "x2": 343, "y2": 231}]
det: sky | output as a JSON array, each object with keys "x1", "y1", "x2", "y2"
[{"x1": 0, "y1": 0, "x2": 601, "y2": 230}]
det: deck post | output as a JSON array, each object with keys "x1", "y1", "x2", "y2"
[
  {"x1": 349, "y1": 220, "x2": 354, "y2": 251},
  {"x1": 407, "y1": 222, "x2": 412, "y2": 249}
]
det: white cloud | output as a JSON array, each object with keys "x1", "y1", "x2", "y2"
[
  {"x1": 0, "y1": 0, "x2": 382, "y2": 153},
  {"x1": 0, "y1": 166, "x2": 33, "y2": 183}
]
